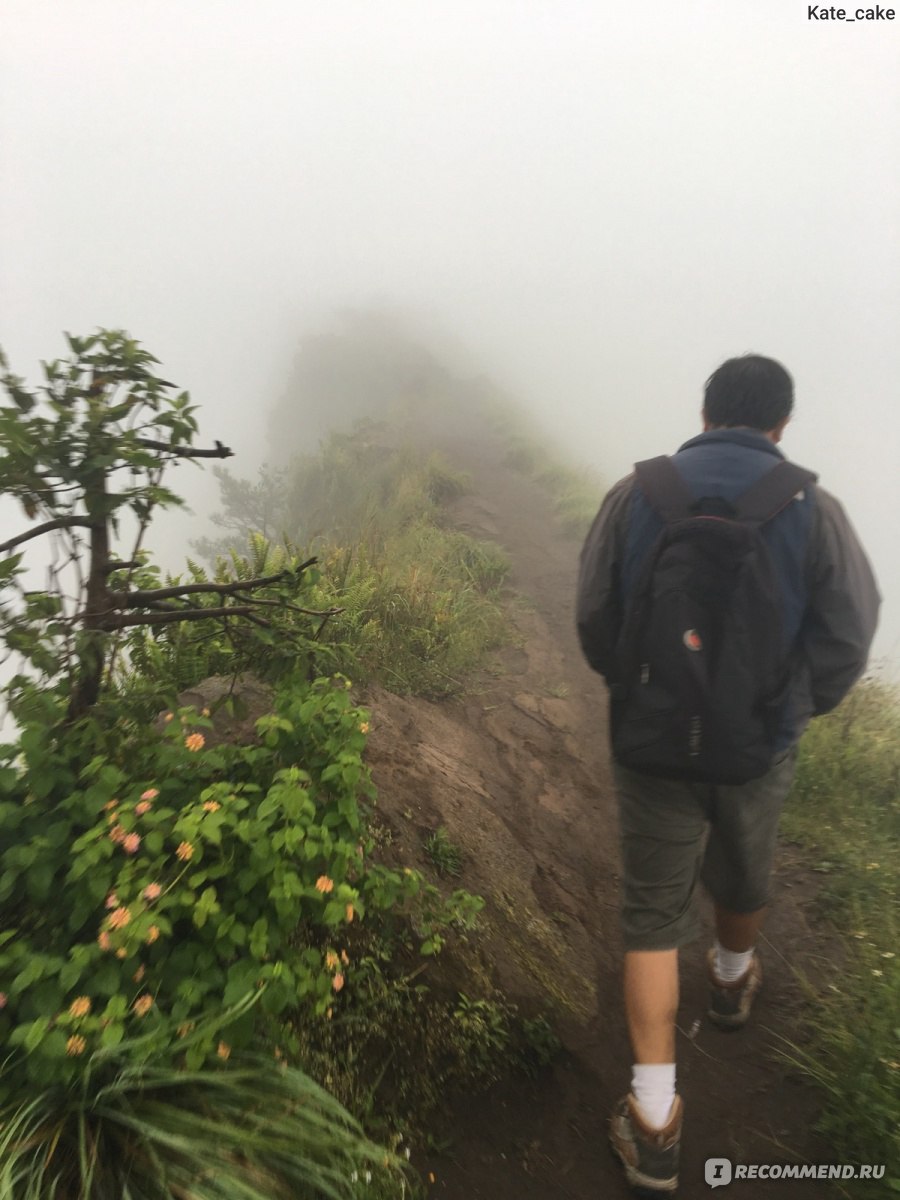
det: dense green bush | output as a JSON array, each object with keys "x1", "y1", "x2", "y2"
[{"x1": 0, "y1": 675, "x2": 478, "y2": 1097}]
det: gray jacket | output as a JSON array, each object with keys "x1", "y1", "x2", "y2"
[{"x1": 577, "y1": 431, "x2": 881, "y2": 748}]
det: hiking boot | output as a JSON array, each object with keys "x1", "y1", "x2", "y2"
[
  {"x1": 707, "y1": 948, "x2": 762, "y2": 1030},
  {"x1": 609, "y1": 1093, "x2": 682, "y2": 1196}
]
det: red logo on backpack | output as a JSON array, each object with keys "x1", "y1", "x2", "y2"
[{"x1": 683, "y1": 629, "x2": 703, "y2": 652}]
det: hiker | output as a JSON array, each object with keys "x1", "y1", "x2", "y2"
[{"x1": 576, "y1": 354, "x2": 880, "y2": 1196}]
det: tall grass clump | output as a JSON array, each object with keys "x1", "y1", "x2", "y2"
[
  {"x1": 778, "y1": 677, "x2": 900, "y2": 1186},
  {"x1": 0, "y1": 1034, "x2": 400, "y2": 1200}
]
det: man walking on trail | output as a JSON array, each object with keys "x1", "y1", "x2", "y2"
[{"x1": 576, "y1": 354, "x2": 879, "y2": 1196}]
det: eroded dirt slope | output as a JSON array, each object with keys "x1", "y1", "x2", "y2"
[{"x1": 363, "y1": 425, "x2": 838, "y2": 1199}]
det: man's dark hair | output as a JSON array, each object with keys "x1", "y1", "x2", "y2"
[{"x1": 703, "y1": 354, "x2": 794, "y2": 431}]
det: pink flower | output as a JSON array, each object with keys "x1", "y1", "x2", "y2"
[
  {"x1": 105, "y1": 892, "x2": 119, "y2": 910},
  {"x1": 142, "y1": 882, "x2": 162, "y2": 902},
  {"x1": 98, "y1": 931, "x2": 111, "y2": 951},
  {"x1": 107, "y1": 906, "x2": 131, "y2": 930},
  {"x1": 135, "y1": 801, "x2": 152, "y2": 816},
  {"x1": 140, "y1": 788, "x2": 159, "y2": 801},
  {"x1": 123, "y1": 833, "x2": 141, "y2": 854},
  {"x1": 109, "y1": 825, "x2": 126, "y2": 844}
]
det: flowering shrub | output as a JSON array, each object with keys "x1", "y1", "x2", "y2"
[{"x1": 0, "y1": 673, "x2": 471, "y2": 1101}]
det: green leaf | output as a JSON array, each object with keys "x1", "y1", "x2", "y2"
[
  {"x1": 24, "y1": 1016, "x2": 50, "y2": 1052},
  {"x1": 101, "y1": 1022, "x2": 124, "y2": 1048},
  {"x1": 145, "y1": 830, "x2": 164, "y2": 855}
]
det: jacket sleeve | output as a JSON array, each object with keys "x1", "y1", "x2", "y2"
[
  {"x1": 576, "y1": 474, "x2": 633, "y2": 680},
  {"x1": 800, "y1": 487, "x2": 881, "y2": 715}
]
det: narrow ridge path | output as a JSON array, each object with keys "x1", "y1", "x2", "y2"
[{"x1": 367, "y1": 422, "x2": 837, "y2": 1199}]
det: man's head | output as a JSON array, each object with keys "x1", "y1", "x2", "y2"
[{"x1": 703, "y1": 354, "x2": 793, "y2": 442}]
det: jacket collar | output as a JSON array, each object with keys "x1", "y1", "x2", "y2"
[{"x1": 677, "y1": 428, "x2": 785, "y2": 459}]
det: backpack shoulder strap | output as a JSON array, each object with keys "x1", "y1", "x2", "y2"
[
  {"x1": 634, "y1": 456, "x2": 695, "y2": 522},
  {"x1": 733, "y1": 461, "x2": 818, "y2": 524}
]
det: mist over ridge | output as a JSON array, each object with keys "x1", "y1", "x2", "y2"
[{"x1": 1, "y1": 0, "x2": 896, "y2": 665}]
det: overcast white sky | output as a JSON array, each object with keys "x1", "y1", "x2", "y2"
[{"x1": 1, "y1": 0, "x2": 897, "y2": 665}]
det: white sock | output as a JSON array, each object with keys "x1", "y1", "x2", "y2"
[
  {"x1": 631, "y1": 1063, "x2": 676, "y2": 1130},
  {"x1": 713, "y1": 939, "x2": 753, "y2": 984}
]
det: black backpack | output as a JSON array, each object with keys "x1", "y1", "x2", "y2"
[{"x1": 610, "y1": 455, "x2": 817, "y2": 784}]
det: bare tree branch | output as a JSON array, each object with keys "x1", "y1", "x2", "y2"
[
  {"x1": 108, "y1": 605, "x2": 261, "y2": 628},
  {"x1": 104, "y1": 598, "x2": 341, "y2": 629},
  {"x1": 113, "y1": 558, "x2": 317, "y2": 606},
  {"x1": 1, "y1": 516, "x2": 93, "y2": 554},
  {"x1": 134, "y1": 438, "x2": 234, "y2": 460},
  {"x1": 115, "y1": 572, "x2": 288, "y2": 605}
]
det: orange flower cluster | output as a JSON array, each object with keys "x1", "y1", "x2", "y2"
[
  {"x1": 315, "y1": 876, "x2": 334, "y2": 894},
  {"x1": 66, "y1": 1035, "x2": 87, "y2": 1056},
  {"x1": 184, "y1": 732, "x2": 205, "y2": 752},
  {"x1": 176, "y1": 841, "x2": 194, "y2": 861},
  {"x1": 133, "y1": 994, "x2": 153, "y2": 1017},
  {"x1": 107, "y1": 906, "x2": 131, "y2": 930},
  {"x1": 68, "y1": 996, "x2": 91, "y2": 1018}
]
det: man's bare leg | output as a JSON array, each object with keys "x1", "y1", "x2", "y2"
[
  {"x1": 623, "y1": 949, "x2": 680, "y2": 1129},
  {"x1": 624, "y1": 948, "x2": 679, "y2": 1062}
]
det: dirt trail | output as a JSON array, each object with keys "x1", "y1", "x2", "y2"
[{"x1": 363, "y1": 425, "x2": 838, "y2": 1199}]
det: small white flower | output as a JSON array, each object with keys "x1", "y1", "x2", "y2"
[
  {"x1": 350, "y1": 1170, "x2": 358, "y2": 1184},
  {"x1": 881, "y1": 952, "x2": 896, "y2": 959},
  {"x1": 872, "y1": 969, "x2": 884, "y2": 977},
  {"x1": 364, "y1": 1170, "x2": 372, "y2": 1184},
  {"x1": 404, "y1": 1146, "x2": 412, "y2": 1160}
]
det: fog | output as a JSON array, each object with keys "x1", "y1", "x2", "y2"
[{"x1": 1, "y1": 0, "x2": 898, "y2": 666}]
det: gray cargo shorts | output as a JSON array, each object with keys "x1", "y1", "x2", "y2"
[{"x1": 614, "y1": 748, "x2": 798, "y2": 951}]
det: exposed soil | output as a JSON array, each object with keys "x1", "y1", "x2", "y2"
[{"x1": 361, "y1": 420, "x2": 843, "y2": 1199}]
